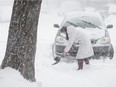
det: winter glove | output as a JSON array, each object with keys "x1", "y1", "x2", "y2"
[{"x1": 63, "y1": 52, "x2": 68, "y2": 57}]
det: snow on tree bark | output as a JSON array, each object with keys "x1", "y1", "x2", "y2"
[{"x1": 1, "y1": 0, "x2": 42, "y2": 82}]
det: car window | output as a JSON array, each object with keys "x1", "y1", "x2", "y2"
[{"x1": 63, "y1": 16, "x2": 102, "y2": 29}]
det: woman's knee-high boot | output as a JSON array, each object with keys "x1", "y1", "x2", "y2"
[{"x1": 77, "y1": 59, "x2": 83, "y2": 70}]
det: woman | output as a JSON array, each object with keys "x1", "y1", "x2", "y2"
[{"x1": 62, "y1": 25, "x2": 94, "y2": 70}]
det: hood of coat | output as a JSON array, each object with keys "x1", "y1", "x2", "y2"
[
  {"x1": 67, "y1": 26, "x2": 76, "y2": 35},
  {"x1": 67, "y1": 26, "x2": 84, "y2": 35}
]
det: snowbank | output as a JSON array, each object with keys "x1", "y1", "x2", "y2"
[{"x1": 0, "y1": 67, "x2": 41, "y2": 87}]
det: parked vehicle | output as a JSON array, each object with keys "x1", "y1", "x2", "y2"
[{"x1": 52, "y1": 12, "x2": 114, "y2": 61}]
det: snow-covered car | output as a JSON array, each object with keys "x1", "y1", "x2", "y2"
[{"x1": 52, "y1": 12, "x2": 114, "y2": 60}]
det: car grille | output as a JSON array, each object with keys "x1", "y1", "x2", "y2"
[
  {"x1": 56, "y1": 45, "x2": 78, "y2": 57},
  {"x1": 55, "y1": 44, "x2": 110, "y2": 57}
]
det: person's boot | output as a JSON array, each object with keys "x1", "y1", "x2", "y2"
[
  {"x1": 77, "y1": 59, "x2": 83, "y2": 70},
  {"x1": 84, "y1": 58, "x2": 89, "y2": 65}
]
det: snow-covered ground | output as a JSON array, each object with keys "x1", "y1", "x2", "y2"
[{"x1": 0, "y1": 6, "x2": 116, "y2": 87}]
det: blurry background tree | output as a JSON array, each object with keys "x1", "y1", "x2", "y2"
[
  {"x1": 0, "y1": 0, "x2": 42, "y2": 82},
  {"x1": 41, "y1": 0, "x2": 116, "y2": 14}
]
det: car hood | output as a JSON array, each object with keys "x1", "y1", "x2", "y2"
[{"x1": 84, "y1": 27, "x2": 105, "y2": 40}]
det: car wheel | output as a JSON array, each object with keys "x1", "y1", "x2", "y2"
[{"x1": 109, "y1": 45, "x2": 114, "y2": 59}]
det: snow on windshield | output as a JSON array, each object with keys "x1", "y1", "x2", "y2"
[{"x1": 62, "y1": 16, "x2": 102, "y2": 29}]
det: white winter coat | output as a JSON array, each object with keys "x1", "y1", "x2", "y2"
[{"x1": 64, "y1": 26, "x2": 94, "y2": 59}]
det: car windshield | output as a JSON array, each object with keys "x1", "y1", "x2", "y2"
[{"x1": 63, "y1": 16, "x2": 102, "y2": 29}]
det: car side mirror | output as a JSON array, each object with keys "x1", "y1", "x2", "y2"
[
  {"x1": 53, "y1": 24, "x2": 60, "y2": 28},
  {"x1": 106, "y1": 24, "x2": 113, "y2": 29}
]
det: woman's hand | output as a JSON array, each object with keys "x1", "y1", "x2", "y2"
[{"x1": 63, "y1": 52, "x2": 68, "y2": 57}]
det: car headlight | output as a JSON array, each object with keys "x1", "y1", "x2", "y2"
[
  {"x1": 96, "y1": 37, "x2": 111, "y2": 44},
  {"x1": 56, "y1": 36, "x2": 68, "y2": 44}
]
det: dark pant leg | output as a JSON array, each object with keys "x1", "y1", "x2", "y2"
[
  {"x1": 77, "y1": 59, "x2": 83, "y2": 70},
  {"x1": 83, "y1": 58, "x2": 89, "y2": 64}
]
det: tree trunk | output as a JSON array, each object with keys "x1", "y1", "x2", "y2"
[{"x1": 1, "y1": 0, "x2": 42, "y2": 82}]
